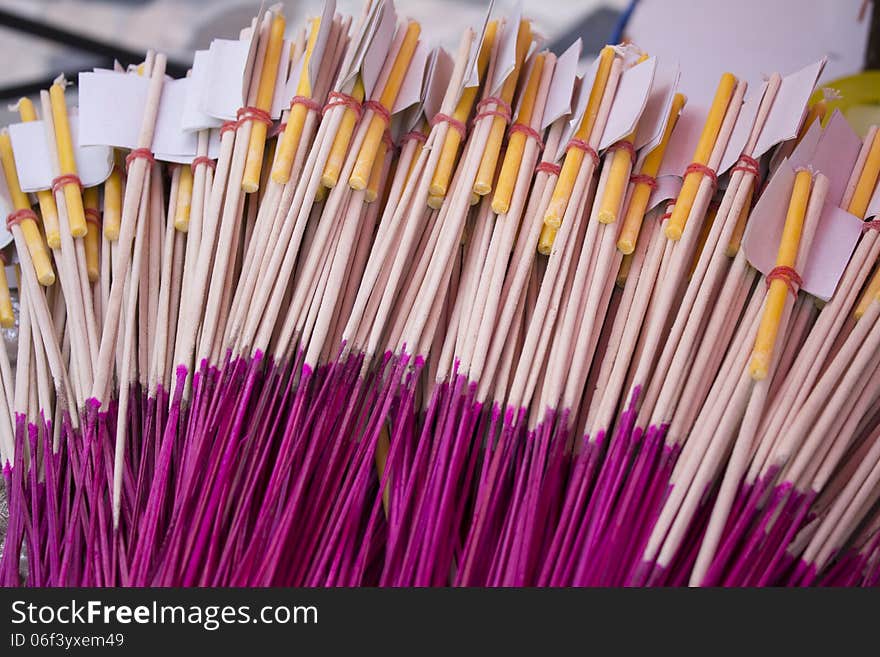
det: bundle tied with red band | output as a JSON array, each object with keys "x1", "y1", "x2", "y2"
[
  {"x1": 607, "y1": 139, "x2": 636, "y2": 165},
  {"x1": 766, "y1": 265, "x2": 803, "y2": 296},
  {"x1": 472, "y1": 96, "x2": 512, "y2": 126},
  {"x1": 684, "y1": 161, "x2": 718, "y2": 191},
  {"x1": 126, "y1": 147, "x2": 155, "y2": 170},
  {"x1": 323, "y1": 92, "x2": 362, "y2": 119},
  {"x1": 566, "y1": 138, "x2": 600, "y2": 168},
  {"x1": 6, "y1": 207, "x2": 38, "y2": 230},
  {"x1": 509, "y1": 122, "x2": 544, "y2": 150},
  {"x1": 191, "y1": 156, "x2": 216, "y2": 171},
  {"x1": 51, "y1": 173, "x2": 82, "y2": 194},
  {"x1": 431, "y1": 112, "x2": 467, "y2": 140}
]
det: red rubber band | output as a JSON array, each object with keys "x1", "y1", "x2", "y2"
[
  {"x1": 431, "y1": 113, "x2": 466, "y2": 140},
  {"x1": 509, "y1": 122, "x2": 544, "y2": 149},
  {"x1": 684, "y1": 162, "x2": 718, "y2": 190},
  {"x1": 862, "y1": 220, "x2": 880, "y2": 233},
  {"x1": 629, "y1": 173, "x2": 657, "y2": 190},
  {"x1": 607, "y1": 139, "x2": 636, "y2": 165},
  {"x1": 402, "y1": 130, "x2": 426, "y2": 145},
  {"x1": 364, "y1": 100, "x2": 391, "y2": 125},
  {"x1": 220, "y1": 120, "x2": 238, "y2": 136},
  {"x1": 766, "y1": 265, "x2": 803, "y2": 296},
  {"x1": 323, "y1": 92, "x2": 362, "y2": 120},
  {"x1": 6, "y1": 208, "x2": 38, "y2": 229},
  {"x1": 290, "y1": 95, "x2": 321, "y2": 113},
  {"x1": 473, "y1": 96, "x2": 512, "y2": 125},
  {"x1": 84, "y1": 208, "x2": 101, "y2": 227},
  {"x1": 236, "y1": 105, "x2": 272, "y2": 126},
  {"x1": 191, "y1": 155, "x2": 216, "y2": 171},
  {"x1": 731, "y1": 153, "x2": 760, "y2": 178},
  {"x1": 536, "y1": 161, "x2": 561, "y2": 176},
  {"x1": 51, "y1": 173, "x2": 82, "y2": 194},
  {"x1": 566, "y1": 138, "x2": 599, "y2": 167},
  {"x1": 126, "y1": 147, "x2": 155, "y2": 170},
  {"x1": 660, "y1": 198, "x2": 677, "y2": 221}
]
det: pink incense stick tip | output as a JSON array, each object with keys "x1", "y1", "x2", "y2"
[
  {"x1": 414, "y1": 355, "x2": 426, "y2": 369},
  {"x1": 86, "y1": 397, "x2": 102, "y2": 411},
  {"x1": 301, "y1": 363, "x2": 313, "y2": 379}
]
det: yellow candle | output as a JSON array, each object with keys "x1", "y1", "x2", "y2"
[
  {"x1": 321, "y1": 78, "x2": 366, "y2": 188},
  {"x1": 428, "y1": 21, "x2": 497, "y2": 201},
  {"x1": 616, "y1": 252, "x2": 633, "y2": 287},
  {"x1": 174, "y1": 163, "x2": 194, "y2": 232},
  {"x1": 491, "y1": 52, "x2": 544, "y2": 214},
  {"x1": 103, "y1": 166, "x2": 123, "y2": 241},
  {"x1": 271, "y1": 17, "x2": 321, "y2": 185},
  {"x1": 365, "y1": 134, "x2": 389, "y2": 203},
  {"x1": 0, "y1": 259, "x2": 13, "y2": 328},
  {"x1": 544, "y1": 46, "x2": 616, "y2": 230},
  {"x1": 17, "y1": 98, "x2": 62, "y2": 249},
  {"x1": 617, "y1": 93, "x2": 686, "y2": 254},
  {"x1": 473, "y1": 19, "x2": 532, "y2": 197},
  {"x1": 665, "y1": 73, "x2": 737, "y2": 241},
  {"x1": 749, "y1": 169, "x2": 812, "y2": 380},
  {"x1": 851, "y1": 131, "x2": 880, "y2": 319},
  {"x1": 537, "y1": 223, "x2": 557, "y2": 255},
  {"x1": 82, "y1": 186, "x2": 101, "y2": 282},
  {"x1": 242, "y1": 12, "x2": 287, "y2": 193},
  {"x1": 350, "y1": 21, "x2": 421, "y2": 190},
  {"x1": 725, "y1": 185, "x2": 753, "y2": 257},
  {"x1": 0, "y1": 132, "x2": 56, "y2": 286},
  {"x1": 49, "y1": 82, "x2": 88, "y2": 238}
]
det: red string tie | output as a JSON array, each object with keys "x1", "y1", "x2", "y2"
[
  {"x1": 431, "y1": 113, "x2": 467, "y2": 140},
  {"x1": 473, "y1": 96, "x2": 512, "y2": 125},
  {"x1": 566, "y1": 138, "x2": 599, "y2": 168},
  {"x1": 290, "y1": 95, "x2": 321, "y2": 113},
  {"x1": 363, "y1": 100, "x2": 391, "y2": 125},
  {"x1": 861, "y1": 220, "x2": 880, "y2": 233},
  {"x1": 191, "y1": 156, "x2": 216, "y2": 171},
  {"x1": 220, "y1": 120, "x2": 238, "y2": 136},
  {"x1": 684, "y1": 162, "x2": 718, "y2": 190},
  {"x1": 536, "y1": 161, "x2": 561, "y2": 177},
  {"x1": 607, "y1": 139, "x2": 636, "y2": 165},
  {"x1": 323, "y1": 92, "x2": 363, "y2": 120},
  {"x1": 6, "y1": 208, "x2": 38, "y2": 230},
  {"x1": 126, "y1": 147, "x2": 155, "y2": 171},
  {"x1": 509, "y1": 122, "x2": 544, "y2": 149},
  {"x1": 236, "y1": 106, "x2": 272, "y2": 127},
  {"x1": 660, "y1": 197, "x2": 678, "y2": 221},
  {"x1": 51, "y1": 173, "x2": 82, "y2": 194},
  {"x1": 732, "y1": 154, "x2": 760, "y2": 178},
  {"x1": 629, "y1": 173, "x2": 657, "y2": 190},
  {"x1": 401, "y1": 130, "x2": 427, "y2": 145},
  {"x1": 84, "y1": 208, "x2": 101, "y2": 227},
  {"x1": 766, "y1": 265, "x2": 803, "y2": 296}
]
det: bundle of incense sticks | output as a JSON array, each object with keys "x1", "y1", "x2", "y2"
[{"x1": 0, "y1": 0, "x2": 878, "y2": 587}]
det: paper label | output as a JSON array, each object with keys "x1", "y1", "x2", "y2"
[
  {"x1": 634, "y1": 59, "x2": 679, "y2": 153},
  {"x1": 490, "y1": 1, "x2": 523, "y2": 95},
  {"x1": 393, "y1": 40, "x2": 429, "y2": 114},
  {"x1": 10, "y1": 115, "x2": 113, "y2": 192},
  {"x1": 309, "y1": 0, "x2": 337, "y2": 88},
  {"x1": 542, "y1": 39, "x2": 580, "y2": 130},
  {"x1": 462, "y1": 0, "x2": 495, "y2": 92},
  {"x1": 555, "y1": 57, "x2": 600, "y2": 161},
  {"x1": 753, "y1": 58, "x2": 826, "y2": 159},
  {"x1": 181, "y1": 50, "x2": 223, "y2": 131},
  {"x1": 599, "y1": 56, "x2": 656, "y2": 150},
  {"x1": 361, "y1": 2, "x2": 397, "y2": 99}
]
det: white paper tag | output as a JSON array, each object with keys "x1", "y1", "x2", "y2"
[
  {"x1": 10, "y1": 115, "x2": 113, "y2": 192},
  {"x1": 361, "y1": 2, "x2": 398, "y2": 99},
  {"x1": 462, "y1": 0, "x2": 495, "y2": 93},
  {"x1": 753, "y1": 58, "x2": 826, "y2": 159},
  {"x1": 490, "y1": 1, "x2": 523, "y2": 95},
  {"x1": 634, "y1": 60, "x2": 680, "y2": 156},
  {"x1": 555, "y1": 57, "x2": 600, "y2": 161},
  {"x1": 718, "y1": 81, "x2": 765, "y2": 174},
  {"x1": 393, "y1": 40, "x2": 429, "y2": 114},
  {"x1": 542, "y1": 39, "x2": 580, "y2": 130},
  {"x1": 599, "y1": 56, "x2": 656, "y2": 150},
  {"x1": 181, "y1": 50, "x2": 223, "y2": 131}
]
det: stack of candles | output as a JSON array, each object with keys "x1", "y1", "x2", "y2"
[{"x1": 0, "y1": 1, "x2": 879, "y2": 587}]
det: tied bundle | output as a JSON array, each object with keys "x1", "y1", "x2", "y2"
[{"x1": 0, "y1": 1, "x2": 879, "y2": 588}]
